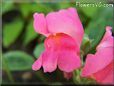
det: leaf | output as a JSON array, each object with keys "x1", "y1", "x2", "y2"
[
  {"x1": 3, "y1": 51, "x2": 34, "y2": 71},
  {"x1": 19, "y1": 3, "x2": 53, "y2": 17},
  {"x1": 85, "y1": 7, "x2": 113, "y2": 52},
  {"x1": 23, "y1": 19, "x2": 38, "y2": 46},
  {"x1": 3, "y1": 19, "x2": 23, "y2": 48},
  {"x1": 19, "y1": 3, "x2": 32, "y2": 17},
  {"x1": 2, "y1": 2, "x2": 14, "y2": 14},
  {"x1": 32, "y1": 3, "x2": 53, "y2": 14},
  {"x1": 79, "y1": 0, "x2": 108, "y2": 18},
  {"x1": 33, "y1": 43, "x2": 44, "y2": 58},
  {"x1": 81, "y1": 7, "x2": 99, "y2": 18},
  {"x1": 56, "y1": 2, "x2": 73, "y2": 9}
]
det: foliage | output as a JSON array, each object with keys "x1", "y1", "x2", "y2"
[
  {"x1": 33, "y1": 43, "x2": 44, "y2": 58},
  {"x1": 3, "y1": 51, "x2": 34, "y2": 71},
  {"x1": 23, "y1": 19, "x2": 38, "y2": 46},
  {"x1": 3, "y1": 19, "x2": 23, "y2": 47}
]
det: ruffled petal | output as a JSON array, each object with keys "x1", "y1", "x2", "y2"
[
  {"x1": 44, "y1": 33, "x2": 80, "y2": 53},
  {"x1": 93, "y1": 61, "x2": 113, "y2": 84},
  {"x1": 46, "y1": 7, "x2": 84, "y2": 47},
  {"x1": 33, "y1": 13, "x2": 49, "y2": 36},
  {"x1": 58, "y1": 50, "x2": 81, "y2": 72},
  {"x1": 44, "y1": 33, "x2": 80, "y2": 73},
  {"x1": 32, "y1": 54, "x2": 42, "y2": 71},
  {"x1": 81, "y1": 47, "x2": 113, "y2": 77},
  {"x1": 97, "y1": 26, "x2": 113, "y2": 50},
  {"x1": 82, "y1": 27, "x2": 113, "y2": 77},
  {"x1": 42, "y1": 50, "x2": 58, "y2": 73},
  {"x1": 101, "y1": 70, "x2": 113, "y2": 84}
]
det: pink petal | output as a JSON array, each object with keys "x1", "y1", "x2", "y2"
[
  {"x1": 42, "y1": 50, "x2": 58, "y2": 73},
  {"x1": 46, "y1": 7, "x2": 84, "y2": 47},
  {"x1": 81, "y1": 47, "x2": 113, "y2": 77},
  {"x1": 97, "y1": 26, "x2": 113, "y2": 50},
  {"x1": 44, "y1": 33, "x2": 80, "y2": 53},
  {"x1": 82, "y1": 27, "x2": 113, "y2": 77},
  {"x1": 101, "y1": 70, "x2": 114, "y2": 84},
  {"x1": 44, "y1": 33, "x2": 80, "y2": 73},
  {"x1": 33, "y1": 13, "x2": 49, "y2": 36},
  {"x1": 32, "y1": 54, "x2": 42, "y2": 71},
  {"x1": 67, "y1": 7, "x2": 78, "y2": 19},
  {"x1": 93, "y1": 61, "x2": 114, "y2": 84},
  {"x1": 58, "y1": 50, "x2": 81, "y2": 72},
  {"x1": 100, "y1": 26, "x2": 112, "y2": 42}
]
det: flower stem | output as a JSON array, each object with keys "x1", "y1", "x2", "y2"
[{"x1": 73, "y1": 70, "x2": 81, "y2": 84}]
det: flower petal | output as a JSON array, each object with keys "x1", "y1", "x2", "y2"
[
  {"x1": 81, "y1": 47, "x2": 113, "y2": 77},
  {"x1": 46, "y1": 7, "x2": 84, "y2": 47},
  {"x1": 33, "y1": 13, "x2": 49, "y2": 36},
  {"x1": 93, "y1": 61, "x2": 114, "y2": 84},
  {"x1": 44, "y1": 33, "x2": 80, "y2": 53},
  {"x1": 82, "y1": 27, "x2": 113, "y2": 77},
  {"x1": 44, "y1": 33, "x2": 80, "y2": 73},
  {"x1": 42, "y1": 50, "x2": 58, "y2": 73},
  {"x1": 32, "y1": 54, "x2": 42, "y2": 71},
  {"x1": 97, "y1": 26, "x2": 113, "y2": 50},
  {"x1": 101, "y1": 70, "x2": 113, "y2": 84},
  {"x1": 58, "y1": 50, "x2": 81, "y2": 72}
]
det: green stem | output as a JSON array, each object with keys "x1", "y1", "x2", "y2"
[
  {"x1": 73, "y1": 70, "x2": 81, "y2": 84},
  {"x1": 76, "y1": 70, "x2": 81, "y2": 83},
  {"x1": 72, "y1": 71, "x2": 77, "y2": 84},
  {"x1": 3, "y1": 58, "x2": 15, "y2": 83}
]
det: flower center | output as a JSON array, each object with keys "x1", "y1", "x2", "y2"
[{"x1": 44, "y1": 33, "x2": 79, "y2": 52}]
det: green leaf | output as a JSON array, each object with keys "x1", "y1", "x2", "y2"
[
  {"x1": 81, "y1": 7, "x2": 99, "y2": 18},
  {"x1": 19, "y1": 3, "x2": 32, "y2": 17},
  {"x1": 53, "y1": 2, "x2": 76, "y2": 11},
  {"x1": 23, "y1": 19, "x2": 38, "y2": 46},
  {"x1": 2, "y1": 2, "x2": 14, "y2": 14},
  {"x1": 85, "y1": 7, "x2": 113, "y2": 52},
  {"x1": 56, "y1": 2, "x2": 72, "y2": 9},
  {"x1": 32, "y1": 3, "x2": 53, "y2": 14},
  {"x1": 33, "y1": 43, "x2": 44, "y2": 58},
  {"x1": 3, "y1": 19, "x2": 23, "y2": 48},
  {"x1": 3, "y1": 51, "x2": 34, "y2": 71},
  {"x1": 19, "y1": 3, "x2": 53, "y2": 17}
]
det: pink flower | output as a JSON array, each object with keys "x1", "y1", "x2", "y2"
[
  {"x1": 32, "y1": 7, "x2": 84, "y2": 73},
  {"x1": 81, "y1": 26, "x2": 114, "y2": 84}
]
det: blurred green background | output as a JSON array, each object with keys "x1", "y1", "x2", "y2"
[{"x1": 1, "y1": 0, "x2": 113, "y2": 85}]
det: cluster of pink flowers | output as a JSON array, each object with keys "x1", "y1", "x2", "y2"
[{"x1": 32, "y1": 7, "x2": 114, "y2": 84}]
